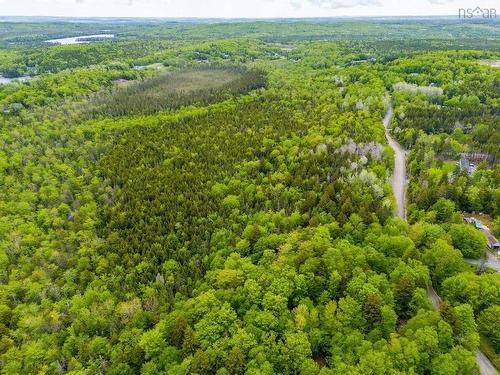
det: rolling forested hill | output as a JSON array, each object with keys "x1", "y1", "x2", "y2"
[{"x1": 0, "y1": 18, "x2": 499, "y2": 374}]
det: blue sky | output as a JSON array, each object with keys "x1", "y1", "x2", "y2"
[{"x1": 0, "y1": 0, "x2": 498, "y2": 18}]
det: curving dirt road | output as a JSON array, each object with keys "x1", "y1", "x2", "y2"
[
  {"x1": 426, "y1": 286, "x2": 442, "y2": 310},
  {"x1": 382, "y1": 103, "x2": 497, "y2": 375},
  {"x1": 383, "y1": 105, "x2": 406, "y2": 220},
  {"x1": 427, "y1": 284, "x2": 496, "y2": 374},
  {"x1": 476, "y1": 350, "x2": 498, "y2": 375},
  {"x1": 464, "y1": 254, "x2": 500, "y2": 273}
]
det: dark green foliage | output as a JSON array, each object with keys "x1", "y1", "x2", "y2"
[
  {"x1": 449, "y1": 224, "x2": 487, "y2": 259},
  {"x1": 478, "y1": 306, "x2": 500, "y2": 352}
]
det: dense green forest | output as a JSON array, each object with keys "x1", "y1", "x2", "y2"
[{"x1": 0, "y1": 18, "x2": 499, "y2": 374}]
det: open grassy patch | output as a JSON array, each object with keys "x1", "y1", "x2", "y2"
[
  {"x1": 90, "y1": 66, "x2": 266, "y2": 117},
  {"x1": 157, "y1": 69, "x2": 242, "y2": 92}
]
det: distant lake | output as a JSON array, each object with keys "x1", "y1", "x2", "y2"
[
  {"x1": 0, "y1": 76, "x2": 32, "y2": 85},
  {"x1": 45, "y1": 34, "x2": 115, "y2": 45}
]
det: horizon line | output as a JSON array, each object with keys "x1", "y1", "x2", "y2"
[{"x1": 0, "y1": 14, "x2": 483, "y2": 20}]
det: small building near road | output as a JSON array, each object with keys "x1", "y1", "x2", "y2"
[
  {"x1": 463, "y1": 214, "x2": 500, "y2": 256},
  {"x1": 458, "y1": 157, "x2": 476, "y2": 176},
  {"x1": 463, "y1": 216, "x2": 482, "y2": 229},
  {"x1": 488, "y1": 240, "x2": 500, "y2": 250},
  {"x1": 463, "y1": 217, "x2": 474, "y2": 224}
]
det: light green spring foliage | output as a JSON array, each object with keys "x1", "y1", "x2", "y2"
[{"x1": 0, "y1": 20, "x2": 498, "y2": 374}]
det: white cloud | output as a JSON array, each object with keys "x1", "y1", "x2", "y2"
[
  {"x1": 427, "y1": 0, "x2": 456, "y2": 4},
  {"x1": 0, "y1": 0, "x2": 497, "y2": 17},
  {"x1": 297, "y1": 0, "x2": 382, "y2": 9}
]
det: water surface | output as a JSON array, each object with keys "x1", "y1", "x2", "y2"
[
  {"x1": 45, "y1": 34, "x2": 115, "y2": 45},
  {"x1": 0, "y1": 76, "x2": 32, "y2": 85}
]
